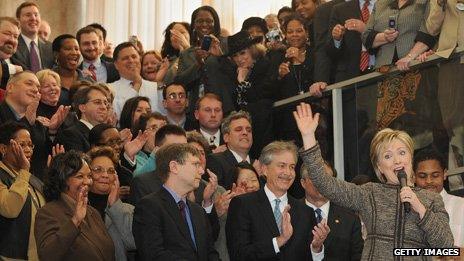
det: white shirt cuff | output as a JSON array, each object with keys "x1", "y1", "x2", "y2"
[
  {"x1": 123, "y1": 152, "x2": 136, "y2": 166},
  {"x1": 334, "y1": 39, "x2": 342, "y2": 49},
  {"x1": 272, "y1": 237, "x2": 280, "y2": 253},
  {"x1": 310, "y1": 244, "x2": 325, "y2": 261},
  {"x1": 202, "y1": 201, "x2": 213, "y2": 213},
  {"x1": 7, "y1": 63, "x2": 16, "y2": 74}
]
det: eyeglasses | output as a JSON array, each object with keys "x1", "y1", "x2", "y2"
[
  {"x1": 17, "y1": 142, "x2": 35, "y2": 150},
  {"x1": 90, "y1": 166, "x2": 117, "y2": 175},
  {"x1": 167, "y1": 92, "x2": 186, "y2": 100},
  {"x1": 195, "y1": 18, "x2": 214, "y2": 25},
  {"x1": 87, "y1": 98, "x2": 109, "y2": 107}
]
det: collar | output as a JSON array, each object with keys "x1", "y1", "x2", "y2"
[
  {"x1": 0, "y1": 161, "x2": 19, "y2": 178},
  {"x1": 305, "y1": 199, "x2": 331, "y2": 218},
  {"x1": 167, "y1": 114, "x2": 186, "y2": 127},
  {"x1": 200, "y1": 128, "x2": 220, "y2": 142},
  {"x1": 83, "y1": 58, "x2": 102, "y2": 68},
  {"x1": 21, "y1": 34, "x2": 38, "y2": 48},
  {"x1": 118, "y1": 77, "x2": 133, "y2": 85},
  {"x1": 163, "y1": 184, "x2": 186, "y2": 204},
  {"x1": 79, "y1": 119, "x2": 94, "y2": 130},
  {"x1": 264, "y1": 184, "x2": 288, "y2": 206},
  {"x1": 229, "y1": 148, "x2": 250, "y2": 163},
  {"x1": 439, "y1": 189, "x2": 449, "y2": 198},
  {"x1": 5, "y1": 101, "x2": 23, "y2": 120}
]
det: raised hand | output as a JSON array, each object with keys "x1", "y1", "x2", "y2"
[
  {"x1": 208, "y1": 35, "x2": 223, "y2": 57},
  {"x1": 203, "y1": 169, "x2": 218, "y2": 207},
  {"x1": 49, "y1": 105, "x2": 71, "y2": 133},
  {"x1": 400, "y1": 187, "x2": 426, "y2": 219},
  {"x1": 293, "y1": 103, "x2": 320, "y2": 150},
  {"x1": 124, "y1": 130, "x2": 149, "y2": 160},
  {"x1": 47, "y1": 144, "x2": 65, "y2": 167},
  {"x1": 332, "y1": 24, "x2": 346, "y2": 41},
  {"x1": 311, "y1": 219, "x2": 330, "y2": 253},
  {"x1": 212, "y1": 144, "x2": 227, "y2": 154},
  {"x1": 276, "y1": 205, "x2": 293, "y2": 247},
  {"x1": 214, "y1": 190, "x2": 236, "y2": 217},
  {"x1": 237, "y1": 67, "x2": 250, "y2": 83},
  {"x1": 107, "y1": 174, "x2": 120, "y2": 207},
  {"x1": 308, "y1": 82, "x2": 327, "y2": 97},
  {"x1": 344, "y1": 19, "x2": 366, "y2": 33},
  {"x1": 252, "y1": 159, "x2": 264, "y2": 177},
  {"x1": 231, "y1": 182, "x2": 246, "y2": 196},
  {"x1": 278, "y1": 62, "x2": 290, "y2": 79},
  {"x1": 119, "y1": 129, "x2": 132, "y2": 146},
  {"x1": 71, "y1": 186, "x2": 88, "y2": 227},
  {"x1": 25, "y1": 93, "x2": 40, "y2": 125},
  {"x1": 11, "y1": 139, "x2": 30, "y2": 170}
]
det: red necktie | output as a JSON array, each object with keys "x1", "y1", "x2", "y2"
[
  {"x1": 30, "y1": 41, "x2": 40, "y2": 73},
  {"x1": 88, "y1": 63, "x2": 97, "y2": 81},
  {"x1": 360, "y1": 0, "x2": 370, "y2": 72}
]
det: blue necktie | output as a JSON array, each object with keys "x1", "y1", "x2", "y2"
[
  {"x1": 273, "y1": 198, "x2": 282, "y2": 233},
  {"x1": 315, "y1": 208, "x2": 323, "y2": 223}
]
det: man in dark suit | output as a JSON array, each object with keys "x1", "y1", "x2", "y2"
[
  {"x1": 326, "y1": 0, "x2": 376, "y2": 180},
  {"x1": 76, "y1": 26, "x2": 119, "y2": 83},
  {"x1": 133, "y1": 143, "x2": 220, "y2": 261},
  {"x1": 313, "y1": 0, "x2": 344, "y2": 83},
  {"x1": 55, "y1": 84, "x2": 109, "y2": 152},
  {"x1": 226, "y1": 141, "x2": 328, "y2": 261},
  {"x1": 11, "y1": 2, "x2": 54, "y2": 72},
  {"x1": 206, "y1": 110, "x2": 254, "y2": 190},
  {"x1": 163, "y1": 83, "x2": 197, "y2": 131},
  {"x1": 194, "y1": 93, "x2": 226, "y2": 153},
  {"x1": 300, "y1": 162, "x2": 364, "y2": 260},
  {"x1": 130, "y1": 124, "x2": 188, "y2": 203}
]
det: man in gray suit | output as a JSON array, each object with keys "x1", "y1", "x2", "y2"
[{"x1": 11, "y1": 1, "x2": 54, "y2": 72}]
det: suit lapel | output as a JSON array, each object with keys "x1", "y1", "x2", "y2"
[
  {"x1": 257, "y1": 189, "x2": 280, "y2": 236},
  {"x1": 18, "y1": 36, "x2": 30, "y2": 67},
  {"x1": 160, "y1": 188, "x2": 197, "y2": 251},
  {"x1": 224, "y1": 149, "x2": 238, "y2": 164},
  {"x1": 189, "y1": 202, "x2": 202, "y2": 253},
  {"x1": 324, "y1": 205, "x2": 337, "y2": 249}
]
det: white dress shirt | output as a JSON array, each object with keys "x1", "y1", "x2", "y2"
[
  {"x1": 229, "y1": 149, "x2": 251, "y2": 163},
  {"x1": 83, "y1": 59, "x2": 107, "y2": 83},
  {"x1": 305, "y1": 200, "x2": 331, "y2": 221},
  {"x1": 200, "y1": 129, "x2": 220, "y2": 147},
  {"x1": 440, "y1": 189, "x2": 464, "y2": 247},
  {"x1": 111, "y1": 77, "x2": 164, "y2": 119},
  {"x1": 264, "y1": 185, "x2": 324, "y2": 260},
  {"x1": 21, "y1": 34, "x2": 43, "y2": 68}
]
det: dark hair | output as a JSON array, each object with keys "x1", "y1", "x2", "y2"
[
  {"x1": 282, "y1": 14, "x2": 308, "y2": 33},
  {"x1": 113, "y1": 42, "x2": 137, "y2": 61},
  {"x1": 278, "y1": 6, "x2": 293, "y2": 18},
  {"x1": 0, "y1": 121, "x2": 29, "y2": 145},
  {"x1": 162, "y1": 82, "x2": 187, "y2": 100},
  {"x1": 52, "y1": 34, "x2": 76, "y2": 53},
  {"x1": 43, "y1": 150, "x2": 89, "y2": 201},
  {"x1": 186, "y1": 131, "x2": 212, "y2": 155},
  {"x1": 87, "y1": 146, "x2": 119, "y2": 166},
  {"x1": 291, "y1": 0, "x2": 320, "y2": 10},
  {"x1": 161, "y1": 22, "x2": 191, "y2": 58},
  {"x1": 195, "y1": 93, "x2": 222, "y2": 110},
  {"x1": 76, "y1": 26, "x2": 99, "y2": 44},
  {"x1": 232, "y1": 161, "x2": 259, "y2": 184},
  {"x1": 89, "y1": 123, "x2": 115, "y2": 147},
  {"x1": 16, "y1": 1, "x2": 38, "y2": 19},
  {"x1": 190, "y1": 6, "x2": 221, "y2": 45},
  {"x1": 155, "y1": 143, "x2": 200, "y2": 183},
  {"x1": 413, "y1": 148, "x2": 447, "y2": 172},
  {"x1": 88, "y1": 23, "x2": 107, "y2": 41},
  {"x1": 132, "y1": 112, "x2": 167, "y2": 136},
  {"x1": 119, "y1": 96, "x2": 151, "y2": 130},
  {"x1": 72, "y1": 84, "x2": 108, "y2": 118},
  {"x1": 68, "y1": 80, "x2": 94, "y2": 106},
  {"x1": 155, "y1": 124, "x2": 186, "y2": 147}
]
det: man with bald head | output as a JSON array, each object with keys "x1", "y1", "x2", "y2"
[
  {"x1": 0, "y1": 17, "x2": 23, "y2": 88},
  {"x1": 11, "y1": 1, "x2": 54, "y2": 72}
]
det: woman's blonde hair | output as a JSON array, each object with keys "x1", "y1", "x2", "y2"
[
  {"x1": 370, "y1": 128, "x2": 414, "y2": 183},
  {"x1": 36, "y1": 69, "x2": 61, "y2": 87}
]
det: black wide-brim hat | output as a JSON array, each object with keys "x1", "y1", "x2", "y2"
[{"x1": 225, "y1": 30, "x2": 263, "y2": 57}]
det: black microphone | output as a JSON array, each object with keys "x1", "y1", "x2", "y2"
[{"x1": 397, "y1": 169, "x2": 411, "y2": 213}]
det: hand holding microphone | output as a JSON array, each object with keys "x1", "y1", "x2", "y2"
[{"x1": 397, "y1": 169, "x2": 427, "y2": 218}]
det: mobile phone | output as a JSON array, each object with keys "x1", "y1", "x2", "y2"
[
  {"x1": 388, "y1": 15, "x2": 397, "y2": 30},
  {"x1": 201, "y1": 35, "x2": 212, "y2": 51}
]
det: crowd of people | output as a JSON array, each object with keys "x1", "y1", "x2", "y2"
[{"x1": 0, "y1": 0, "x2": 463, "y2": 260}]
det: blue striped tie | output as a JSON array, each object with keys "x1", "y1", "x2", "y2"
[
  {"x1": 273, "y1": 198, "x2": 282, "y2": 233},
  {"x1": 315, "y1": 208, "x2": 323, "y2": 223}
]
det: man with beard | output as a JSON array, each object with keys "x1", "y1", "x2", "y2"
[
  {"x1": 55, "y1": 84, "x2": 109, "y2": 152},
  {"x1": 163, "y1": 83, "x2": 196, "y2": 131},
  {"x1": 414, "y1": 148, "x2": 464, "y2": 247},
  {"x1": 76, "y1": 26, "x2": 119, "y2": 83},
  {"x1": 133, "y1": 143, "x2": 220, "y2": 261},
  {"x1": 11, "y1": 1, "x2": 54, "y2": 72},
  {"x1": 111, "y1": 42, "x2": 162, "y2": 119},
  {"x1": 0, "y1": 17, "x2": 23, "y2": 88}
]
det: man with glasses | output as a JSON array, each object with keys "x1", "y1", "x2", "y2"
[
  {"x1": 133, "y1": 143, "x2": 220, "y2": 261},
  {"x1": 111, "y1": 42, "x2": 163, "y2": 119},
  {"x1": 162, "y1": 83, "x2": 196, "y2": 131},
  {"x1": 56, "y1": 84, "x2": 109, "y2": 152}
]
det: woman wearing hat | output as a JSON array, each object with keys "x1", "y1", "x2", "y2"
[{"x1": 210, "y1": 30, "x2": 276, "y2": 159}]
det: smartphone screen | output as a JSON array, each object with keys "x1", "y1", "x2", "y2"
[
  {"x1": 388, "y1": 15, "x2": 397, "y2": 30},
  {"x1": 201, "y1": 35, "x2": 212, "y2": 51}
]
